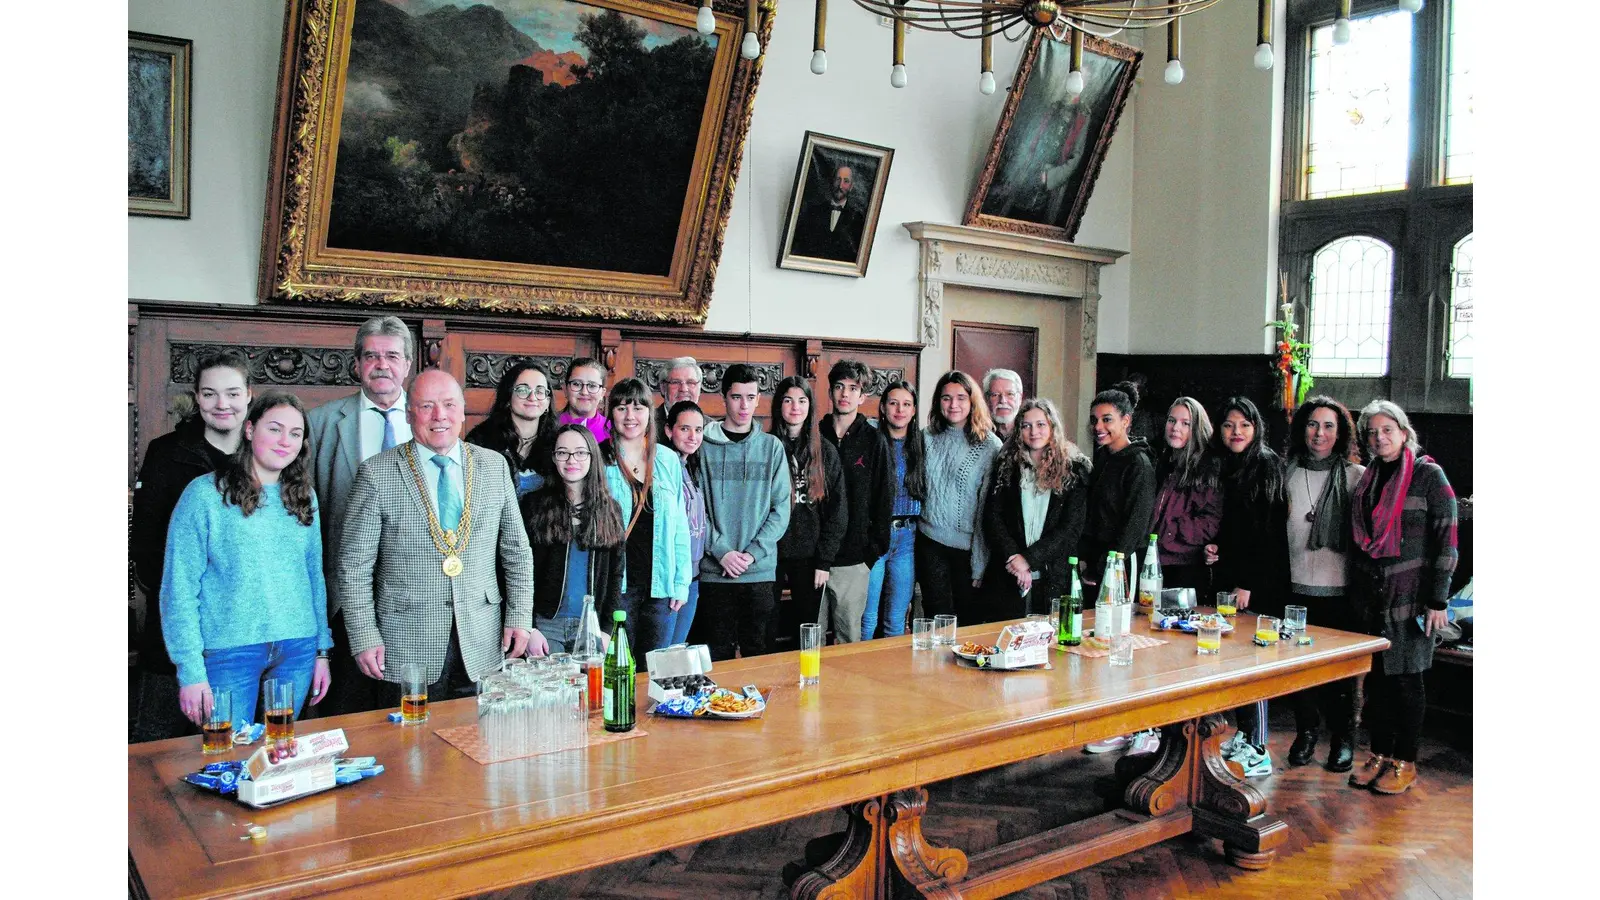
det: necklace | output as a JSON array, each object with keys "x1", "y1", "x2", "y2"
[
  {"x1": 1303, "y1": 468, "x2": 1318, "y2": 523},
  {"x1": 403, "y1": 443, "x2": 476, "y2": 577}
]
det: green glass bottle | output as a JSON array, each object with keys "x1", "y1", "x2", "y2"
[
  {"x1": 602, "y1": 610, "x2": 635, "y2": 733},
  {"x1": 1064, "y1": 557, "x2": 1083, "y2": 646}
]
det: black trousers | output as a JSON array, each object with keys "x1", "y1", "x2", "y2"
[
  {"x1": 391, "y1": 625, "x2": 477, "y2": 706},
  {"x1": 915, "y1": 533, "x2": 981, "y2": 623},
  {"x1": 696, "y1": 581, "x2": 777, "y2": 662},
  {"x1": 775, "y1": 557, "x2": 827, "y2": 643},
  {"x1": 312, "y1": 610, "x2": 389, "y2": 717},
  {"x1": 1286, "y1": 591, "x2": 1362, "y2": 737},
  {"x1": 1161, "y1": 563, "x2": 1212, "y2": 594},
  {"x1": 1365, "y1": 663, "x2": 1426, "y2": 762}
]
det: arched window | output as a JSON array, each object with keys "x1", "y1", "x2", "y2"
[
  {"x1": 1448, "y1": 234, "x2": 1473, "y2": 378},
  {"x1": 1308, "y1": 235, "x2": 1394, "y2": 377}
]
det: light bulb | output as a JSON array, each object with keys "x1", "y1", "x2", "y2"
[
  {"x1": 1253, "y1": 42, "x2": 1274, "y2": 71},
  {"x1": 1163, "y1": 59, "x2": 1184, "y2": 85},
  {"x1": 1333, "y1": 18, "x2": 1351, "y2": 45},
  {"x1": 979, "y1": 71, "x2": 996, "y2": 95},
  {"x1": 810, "y1": 50, "x2": 827, "y2": 75},
  {"x1": 740, "y1": 32, "x2": 761, "y2": 60},
  {"x1": 695, "y1": 6, "x2": 715, "y2": 35},
  {"x1": 890, "y1": 64, "x2": 908, "y2": 89},
  {"x1": 1065, "y1": 69, "x2": 1085, "y2": 96},
  {"x1": 1399, "y1": 0, "x2": 1423, "y2": 12}
]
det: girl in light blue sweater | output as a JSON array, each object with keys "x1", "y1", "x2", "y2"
[
  {"x1": 916, "y1": 371, "x2": 1002, "y2": 625},
  {"x1": 161, "y1": 391, "x2": 334, "y2": 730}
]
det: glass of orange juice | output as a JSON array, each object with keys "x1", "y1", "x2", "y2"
[
  {"x1": 1253, "y1": 615, "x2": 1281, "y2": 647},
  {"x1": 799, "y1": 623, "x2": 822, "y2": 687},
  {"x1": 1215, "y1": 591, "x2": 1238, "y2": 617},
  {"x1": 1196, "y1": 617, "x2": 1223, "y2": 655}
]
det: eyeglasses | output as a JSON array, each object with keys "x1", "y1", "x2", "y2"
[
  {"x1": 360, "y1": 351, "x2": 406, "y2": 365},
  {"x1": 567, "y1": 380, "x2": 604, "y2": 394},
  {"x1": 511, "y1": 385, "x2": 550, "y2": 399},
  {"x1": 553, "y1": 449, "x2": 592, "y2": 462},
  {"x1": 665, "y1": 379, "x2": 701, "y2": 389}
]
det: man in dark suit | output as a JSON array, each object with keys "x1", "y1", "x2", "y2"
[{"x1": 789, "y1": 163, "x2": 867, "y2": 263}]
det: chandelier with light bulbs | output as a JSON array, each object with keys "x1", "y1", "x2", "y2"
[{"x1": 695, "y1": 0, "x2": 1424, "y2": 93}]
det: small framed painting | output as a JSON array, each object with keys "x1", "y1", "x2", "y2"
[
  {"x1": 128, "y1": 31, "x2": 192, "y2": 218},
  {"x1": 777, "y1": 131, "x2": 895, "y2": 278}
]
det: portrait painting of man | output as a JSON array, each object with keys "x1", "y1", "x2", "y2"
[{"x1": 778, "y1": 132, "x2": 895, "y2": 277}]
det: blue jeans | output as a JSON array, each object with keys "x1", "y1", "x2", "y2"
[
  {"x1": 864, "y1": 520, "x2": 917, "y2": 639},
  {"x1": 663, "y1": 579, "x2": 699, "y2": 646},
  {"x1": 201, "y1": 637, "x2": 318, "y2": 726},
  {"x1": 536, "y1": 614, "x2": 582, "y2": 655}
]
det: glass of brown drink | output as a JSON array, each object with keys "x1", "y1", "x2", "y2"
[{"x1": 202, "y1": 690, "x2": 233, "y2": 755}]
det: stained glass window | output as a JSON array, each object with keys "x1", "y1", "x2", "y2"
[
  {"x1": 1308, "y1": 236, "x2": 1393, "y2": 377},
  {"x1": 1447, "y1": 234, "x2": 1473, "y2": 378},
  {"x1": 1443, "y1": 0, "x2": 1473, "y2": 184},
  {"x1": 1305, "y1": 11, "x2": 1413, "y2": 199}
]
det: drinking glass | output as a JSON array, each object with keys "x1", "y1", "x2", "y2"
[
  {"x1": 911, "y1": 618, "x2": 934, "y2": 650},
  {"x1": 477, "y1": 686, "x2": 508, "y2": 761},
  {"x1": 1215, "y1": 591, "x2": 1238, "y2": 616},
  {"x1": 1110, "y1": 631, "x2": 1134, "y2": 666},
  {"x1": 1253, "y1": 615, "x2": 1281, "y2": 646},
  {"x1": 1284, "y1": 605, "x2": 1308, "y2": 636},
  {"x1": 401, "y1": 663, "x2": 429, "y2": 725},
  {"x1": 1196, "y1": 620, "x2": 1223, "y2": 655},
  {"x1": 262, "y1": 678, "x2": 296, "y2": 748},
  {"x1": 1048, "y1": 597, "x2": 1061, "y2": 632},
  {"x1": 799, "y1": 623, "x2": 822, "y2": 687},
  {"x1": 202, "y1": 690, "x2": 233, "y2": 755},
  {"x1": 933, "y1": 614, "x2": 958, "y2": 647}
]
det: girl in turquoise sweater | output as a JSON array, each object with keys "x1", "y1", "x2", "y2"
[{"x1": 161, "y1": 391, "x2": 334, "y2": 730}]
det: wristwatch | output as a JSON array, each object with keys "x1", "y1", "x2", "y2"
[{"x1": 316, "y1": 649, "x2": 331, "y2": 660}]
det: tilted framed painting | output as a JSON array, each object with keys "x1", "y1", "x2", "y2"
[
  {"x1": 964, "y1": 30, "x2": 1140, "y2": 242},
  {"x1": 258, "y1": 0, "x2": 772, "y2": 323}
]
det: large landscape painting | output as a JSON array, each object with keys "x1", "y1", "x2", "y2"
[
  {"x1": 259, "y1": 0, "x2": 767, "y2": 322},
  {"x1": 330, "y1": 0, "x2": 716, "y2": 275}
]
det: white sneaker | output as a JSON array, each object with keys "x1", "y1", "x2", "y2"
[
  {"x1": 1220, "y1": 734, "x2": 1243, "y2": 759},
  {"x1": 1234, "y1": 745, "x2": 1273, "y2": 778},
  {"x1": 1084, "y1": 734, "x2": 1131, "y2": 754},
  {"x1": 1126, "y1": 729, "x2": 1162, "y2": 756}
]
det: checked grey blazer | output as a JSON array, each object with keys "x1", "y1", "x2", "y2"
[{"x1": 335, "y1": 440, "x2": 534, "y2": 685}]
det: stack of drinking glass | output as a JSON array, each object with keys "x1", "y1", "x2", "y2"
[{"x1": 476, "y1": 655, "x2": 589, "y2": 761}]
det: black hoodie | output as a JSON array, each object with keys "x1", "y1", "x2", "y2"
[
  {"x1": 131, "y1": 416, "x2": 231, "y2": 675},
  {"x1": 1077, "y1": 438, "x2": 1157, "y2": 574}
]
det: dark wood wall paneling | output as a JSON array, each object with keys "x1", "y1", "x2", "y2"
[{"x1": 129, "y1": 301, "x2": 923, "y2": 480}]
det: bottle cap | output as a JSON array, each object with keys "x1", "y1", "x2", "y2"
[
  {"x1": 1068, "y1": 556, "x2": 1078, "y2": 564},
  {"x1": 1149, "y1": 533, "x2": 1158, "y2": 540},
  {"x1": 613, "y1": 610, "x2": 627, "y2": 621}
]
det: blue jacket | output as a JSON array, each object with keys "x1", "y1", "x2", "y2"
[{"x1": 605, "y1": 444, "x2": 693, "y2": 603}]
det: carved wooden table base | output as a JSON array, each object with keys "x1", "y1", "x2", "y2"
[{"x1": 789, "y1": 713, "x2": 1288, "y2": 899}]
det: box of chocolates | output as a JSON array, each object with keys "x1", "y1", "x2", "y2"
[
  {"x1": 236, "y1": 728, "x2": 349, "y2": 808},
  {"x1": 645, "y1": 644, "x2": 717, "y2": 703},
  {"x1": 988, "y1": 619, "x2": 1054, "y2": 669}
]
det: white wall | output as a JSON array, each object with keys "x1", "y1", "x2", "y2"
[
  {"x1": 1126, "y1": 0, "x2": 1283, "y2": 354},
  {"x1": 127, "y1": 1, "x2": 1138, "y2": 351}
]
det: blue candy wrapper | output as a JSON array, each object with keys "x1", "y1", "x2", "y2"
[
  {"x1": 387, "y1": 712, "x2": 405, "y2": 723},
  {"x1": 233, "y1": 722, "x2": 265, "y2": 744}
]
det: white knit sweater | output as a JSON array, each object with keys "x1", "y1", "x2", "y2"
[{"x1": 918, "y1": 427, "x2": 1002, "y2": 579}]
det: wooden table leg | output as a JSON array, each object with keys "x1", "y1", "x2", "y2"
[
  {"x1": 1189, "y1": 713, "x2": 1289, "y2": 869},
  {"x1": 885, "y1": 787, "x2": 968, "y2": 899},
  {"x1": 1093, "y1": 722, "x2": 1195, "y2": 816},
  {"x1": 787, "y1": 797, "x2": 888, "y2": 900}
]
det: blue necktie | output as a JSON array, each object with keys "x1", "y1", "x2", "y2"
[
  {"x1": 378, "y1": 407, "x2": 398, "y2": 452},
  {"x1": 433, "y1": 455, "x2": 461, "y2": 530}
]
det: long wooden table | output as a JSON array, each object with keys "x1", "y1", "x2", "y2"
[{"x1": 128, "y1": 617, "x2": 1387, "y2": 899}]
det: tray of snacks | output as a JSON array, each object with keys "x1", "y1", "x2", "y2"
[
  {"x1": 179, "y1": 730, "x2": 384, "y2": 808},
  {"x1": 650, "y1": 685, "x2": 767, "y2": 719},
  {"x1": 952, "y1": 620, "x2": 1055, "y2": 670},
  {"x1": 952, "y1": 641, "x2": 995, "y2": 661}
]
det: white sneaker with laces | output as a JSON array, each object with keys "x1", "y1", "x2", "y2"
[
  {"x1": 1126, "y1": 729, "x2": 1162, "y2": 756},
  {"x1": 1234, "y1": 745, "x2": 1273, "y2": 777}
]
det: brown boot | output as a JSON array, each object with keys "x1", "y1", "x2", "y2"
[
  {"x1": 1348, "y1": 753, "x2": 1388, "y2": 788},
  {"x1": 1371, "y1": 759, "x2": 1417, "y2": 795}
]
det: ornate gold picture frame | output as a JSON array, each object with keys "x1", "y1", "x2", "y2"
[
  {"x1": 258, "y1": 0, "x2": 772, "y2": 323},
  {"x1": 129, "y1": 32, "x2": 192, "y2": 218},
  {"x1": 964, "y1": 30, "x2": 1140, "y2": 242}
]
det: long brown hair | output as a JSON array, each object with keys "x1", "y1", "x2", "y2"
[
  {"x1": 928, "y1": 370, "x2": 994, "y2": 444},
  {"x1": 993, "y1": 399, "x2": 1087, "y2": 494},
  {"x1": 771, "y1": 375, "x2": 826, "y2": 504},
  {"x1": 877, "y1": 381, "x2": 927, "y2": 501},
  {"x1": 216, "y1": 391, "x2": 316, "y2": 525},
  {"x1": 1159, "y1": 396, "x2": 1221, "y2": 491},
  {"x1": 601, "y1": 378, "x2": 657, "y2": 521},
  {"x1": 526, "y1": 425, "x2": 624, "y2": 549}
]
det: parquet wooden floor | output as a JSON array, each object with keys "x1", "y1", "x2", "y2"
[{"x1": 478, "y1": 712, "x2": 1473, "y2": 900}]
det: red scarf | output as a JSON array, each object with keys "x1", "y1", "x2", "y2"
[{"x1": 1351, "y1": 447, "x2": 1426, "y2": 559}]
